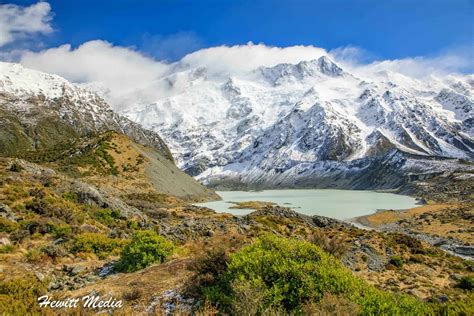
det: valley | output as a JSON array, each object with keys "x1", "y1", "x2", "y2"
[{"x1": 0, "y1": 61, "x2": 472, "y2": 315}]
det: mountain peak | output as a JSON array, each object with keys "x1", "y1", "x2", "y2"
[
  {"x1": 258, "y1": 56, "x2": 345, "y2": 85},
  {"x1": 315, "y1": 56, "x2": 345, "y2": 77}
]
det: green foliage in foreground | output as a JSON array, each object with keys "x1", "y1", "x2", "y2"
[
  {"x1": 0, "y1": 275, "x2": 47, "y2": 315},
  {"x1": 203, "y1": 234, "x2": 472, "y2": 315},
  {"x1": 115, "y1": 230, "x2": 174, "y2": 272},
  {"x1": 71, "y1": 233, "x2": 126, "y2": 259}
]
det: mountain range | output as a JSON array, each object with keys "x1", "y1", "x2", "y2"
[
  {"x1": 119, "y1": 56, "x2": 473, "y2": 189},
  {"x1": 1, "y1": 58, "x2": 472, "y2": 190}
]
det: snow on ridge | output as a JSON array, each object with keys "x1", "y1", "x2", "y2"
[
  {"x1": 1, "y1": 58, "x2": 473, "y2": 185},
  {"x1": 119, "y1": 56, "x2": 473, "y2": 182}
]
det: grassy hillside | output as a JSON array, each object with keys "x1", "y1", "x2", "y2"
[{"x1": 0, "y1": 158, "x2": 472, "y2": 314}]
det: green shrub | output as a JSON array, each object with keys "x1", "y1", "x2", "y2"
[
  {"x1": 0, "y1": 245, "x2": 14, "y2": 253},
  {"x1": 24, "y1": 193, "x2": 84, "y2": 225},
  {"x1": 436, "y1": 296, "x2": 474, "y2": 315},
  {"x1": 115, "y1": 230, "x2": 174, "y2": 272},
  {"x1": 127, "y1": 220, "x2": 139, "y2": 230},
  {"x1": 204, "y1": 234, "x2": 432, "y2": 315},
  {"x1": 389, "y1": 255, "x2": 404, "y2": 268},
  {"x1": 96, "y1": 141, "x2": 119, "y2": 175},
  {"x1": 25, "y1": 248, "x2": 45, "y2": 263},
  {"x1": 42, "y1": 244, "x2": 67, "y2": 259},
  {"x1": 0, "y1": 217, "x2": 19, "y2": 233},
  {"x1": 61, "y1": 192, "x2": 78, "y2": 202},
  {"x1": 94, "y1": 208, "x2": 122, "y2": 226},
  {"x1": 71, "y1": 233, "x2": 126, "y2": 259},
  {"x1": 456, "y1": 276, "x2": 474, "y2": 291},
  {"x1": 0, "y1": 275, "x2": 47, "y2": 315},
  {"x1": 46, "y1": 222, "x2": 72, "y2": 238}
]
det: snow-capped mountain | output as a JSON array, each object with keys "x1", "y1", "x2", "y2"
[
  {"x1": 119, "y1": 56, "x2": 473, "y2": 188},
  {"x1": 1, "y1": 58, "x2": 472, "y2": 189},
  {"x1": 0, "y1": 62, "x2": 171, "y2": 158}
]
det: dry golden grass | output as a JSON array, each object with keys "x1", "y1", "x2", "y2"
[
  {"x1": 360, "y1": 203, "x2": 474, "y2": 244},
  {"x1": 362, "y1": 204, "x2": 451, "y2": 226}
]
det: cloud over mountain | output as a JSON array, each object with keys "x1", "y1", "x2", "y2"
[
  {"x1": 20, "y1": 40, "x2": 169, "y2": 107},
  {"x1": 0, "y1": 2, "x2": 472, "y2": 111}
]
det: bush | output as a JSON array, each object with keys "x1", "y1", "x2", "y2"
[
  {"x1": 0, "y1": 217, "x2": 19, "y2": 233},
  {"x1": 186, "y1": 247, "x2": 230, "y2": 297},
  {"x1": 115, "y1": 230, "x2": 174, "y2": 272},
  {"x1": 390, "y1": 233, "x2": 427, "y2": 255},
  {"x1": 456, "y1": 276, "x2": 474, "y2": 291},
  {"x1": 46, "y1": 222, "x2": 72, "y2": 238},
  {"x1": 61, "y1": 192, "x2": 78, "y2": 202},
  {"x1": 71, "y1": 233, "x2": 125, "y2": 259},
  {"x1": 9, "y1": 229, "x2": 29, "y2": 243},
  {"x1": 309, "y1": 230, "x2": 348, "y2": 258},
  {"x1": 0, "y1": 275, "x2": 47, "y2": 315},
  {"x1": 389, "y1": 256, "x2": 404, "y2": 268},
  {"x1": 25, "y1": 193, "x2": 84, "y2": 225},
  {"x1": 204, "y1": 234, "x2": 432, "y2": 314},
  {"x1": 0, "y1": 245, "x2": 14, "y2": 253},
  {"x1": 302, "y1": 293, "x2": 360, "y2": 315},
  {"x1": 42, "y1": 244, "x2": 67, "y2": 259},
  {"x1": 229, "y1": 279, "x2": 268, "y2": 315},
  {"x1": 94, "y1": 208, "x2": 122, "y2": 226},
  {"x1": 25, "y1": 248, "x2": 45, "y2": 263},
  {"x1": 436, "y1": 296, "x2": 474, "y2": 315}
]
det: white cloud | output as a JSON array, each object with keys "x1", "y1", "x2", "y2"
[
  {"x1": 17, "y1": 41, "x2": 330, "y2": 108},
  {"x1": 329, "y1": 45, "x2": 374, "y2": 65},
  {"x1": 1, "y1": 1, "x2": 472, "y2": 114},
  {"x1": 20, "y1": 40, "x2": 169, "y2": 107},
  {"x1": 12, "y1": 39, "x2": 472, "y2": 111},
  {"x1": 0, "y1": 1, "x2": 53, "y2": 47},
  {"x1": 362, "y1": 52, "x2": 473, "y2": 78},
  {"x1": 329, "y1": 45, "x2": 473, "y2": 78},
  {"x1": 179, "y1": 42, "x2": 327, "y2": 76}
]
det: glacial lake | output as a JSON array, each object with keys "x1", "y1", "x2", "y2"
[{"x1": 195, "y1": 189, "x2": 418, "y2": 220}]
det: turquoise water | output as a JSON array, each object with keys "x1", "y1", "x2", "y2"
[{"x1": 195, "y1": 189, "x2": 418, "y2": 220}]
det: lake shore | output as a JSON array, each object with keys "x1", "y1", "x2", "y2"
[{"x1": 353, "y1": 203, "x2": 474, "y2": 260}]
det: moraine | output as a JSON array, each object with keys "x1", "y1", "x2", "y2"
[{"x1": 195, "y1": 189, "x2": 418, "y2": 220}]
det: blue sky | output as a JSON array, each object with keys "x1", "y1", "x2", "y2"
[{"x1": 4, "y1": 0, "x2": 474, "y2": 62}]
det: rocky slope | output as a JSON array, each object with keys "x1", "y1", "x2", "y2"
[
  {"x1": 0, "y1": 62, "x2": 171, "y2": 160},
  {"x1": 0, "y1": 62, "x2": 217, "y2": 201},
  {"x1": 119, "y1": 56, "x2": 473, "y2": 188}
]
